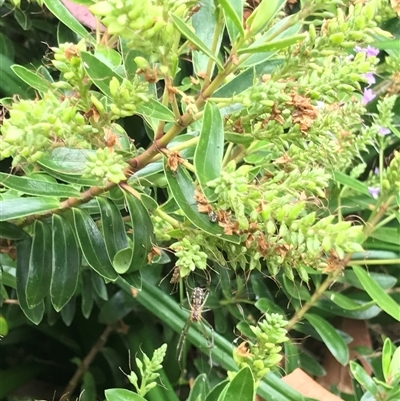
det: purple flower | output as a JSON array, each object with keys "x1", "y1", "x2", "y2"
[
  {"x1": 354, "y1": 45, "x2": 379, "y2": 57},
  {"x1": 362, "y1": 88, "x2": 376, "y2": 105},
  {"x1": 374, "y1": 167, "x2": 379, "y2": 175},
  {"x1": 368, "y1": 187, "x2": 380, "y2": 199},
  {"x1": 364, "y1": 72, "x2": 376, "y2": 85},
  {"x1": 378, "y1": 127, "x2": 391, "y2": 136},
  {"x1": 365, "y1": 46, "x2": 380, "y2": 57}
]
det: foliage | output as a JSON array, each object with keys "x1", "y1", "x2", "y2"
[{"x1": 0, "y1": 0, "x2": 399, "y2": 400}]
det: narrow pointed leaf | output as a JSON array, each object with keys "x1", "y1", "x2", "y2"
[
  {"x1": 164, "y1": 164, "x2": 240, "y2": 244},
  {"x1": 122, "y1": 192, "x2": 155, "y2": 273},
  {"x1": 11, "y1": 65, "x2": 51, "y2": 93},
  {"x1": 0, "y1": 222, "x2": 28, "y2": 240},
  {"x1": 353, "y1": 265, "x2": 400, "y2": 321},
  {"x1": 81, "y1": 271, "x2": 94, "y2": 319},
  {"x1": 50, "y1": 214, "x2": 80, "y2": 311},
  {"x1": 16, "y1": 239, "x2": 44, "y2": 324},
  {"x1": 42, "y1": 0, "x2": 92, "y2": 41},
  {"x1": 0, "y1": 172, "x2": 81, "y2": 198},
  {"x1": 238, "y1": 35, "x2": 306, "y2": 54},
  {"x1": 305, "y1": 313, "x2": 349, "y2": 365},
  {"x1": 170, "y1": 14, "x2": 223, "y2": 70},
  {"x1": 71, "y1": 208, "x2": 118, "y2": 281},
  {"x1": 26, "y1": 221, "x2": 52, "y2": 308},
  {"x1": 194, "y1": 102, "x2": 224, "y2": 202},
  {"x1": 60, "y1": 297, "x2": 76, "y2": 326},
  {"x1": 216, "y1": 0, "x2": 244, "y2": 40},
  {"x1": 0, "y1": 197, "x2": 60, "y2": 221},
  {"x1": 97, "y1": 197, "x2": 129, "y2": 271},
  {"x1": 105, "y1": 389, "x2": 147, "y2": 401}
]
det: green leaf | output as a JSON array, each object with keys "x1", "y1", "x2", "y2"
[
  {"x1": 99, "y1": 290, "x2": 136, "y2": 324},
  {"x1": 305, "y1": 313, "x2": 349, "y2": 365},
  {"x1": 50, "y1": 214, "x2": 80, "y2": 312},
  {"x1": 91, "y1": 270, "x2": 108, "y2": 301},
  {"x1": 325, "y1": 291, "x2": 375, "y2": 311},
  {"x1": 349, "y1": 361, "x2": 378, "y2": 395},
  {"x1": 194, "y1": 102, "x2": 224, "y2": 202},
  {"x1": 0, "y1": 197, "x2": 60, "y2": 221},
  {"x1": 164, "y1": 164, "x2": 240, "y2": 244},
  {"x1": 219, "y1": 366, "x2": 254, "y2": 401},
  {"x1": 42, "y1": 0, "x2": 93, "y2": 42},
  {"x1": 333, "y1": 171, "x2": 371, "y2": 196},
  {"x1": 71, "y1": 208, "x2": 118, "y2": 281},
  {"x1": 191, "y1": 0, "x2": 223, "y2": 75},
  {"x1": 81, "y1": 271, "x2": 94, "y2": 319},
  {"x1": 0, "y1": 172, "x2": 81, "y2": 198},
  {"x1": 97, "y1": 197, "x2": 129, "y2": 271},
  {"x1": 352, "y1": 266, "x2": 400, "y2": 321},
  {"x1": 0, "y1": 222, "x2": 28, "y2": 240},
  {"x1": 282, "y1": 276, "x2": 311, "y2": 301},
  {"x1": 187, "y1": 373, "x2": 209, "y2": 401},
  {"x1": 216, "y1": 0, "x2": 244, "y2": 41},
  {"x1": 136, "y1": 99, "x2": 176, "y2": 122},
  {"x1": 105, "y1": 389, "x2": 147, "y2": 401},
  {"x1": 81, "y1": 51, "x2": 118, "y2": 97},
  {"x1": 382, "y1": 338, "x2": 393, "y2": 382},
  {"x1": 60, "y1": 296, "x2": 76, "y2": 326},
  {"x1": 11, "y1": 65, "x2": 51, "y2": 93},
  {"x1": 170, "y1": 13, "x2": 223, "y2": 70},
  {"x1": 26, "y1": 221, "x2": 52, "y2": 308},
  {"x1": 122, "y1": 192, "x2": 155, "y2": 273},
  {"x1": 369, "y1": 227, "x2": 400, "y2": 246},
  {"x1": 238, "y1": 35, "x2": 306, "y2": 54},
  {"x1": 241, "y1": 17, "x2": 299, "y2": 67},
  {"x1": 118, "y1": 271, "x2": 142, "y2": 290},
  {"x1": 16, "y1": 239, "x2": 45, "y2": 325},
  {"x1": 245, "y1": 0, "x2": 283, "y2": 36},
  {"x1": 205, "y1": 380, "x2": 229, "y2": 401}
]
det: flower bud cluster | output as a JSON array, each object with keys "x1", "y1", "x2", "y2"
[
  {"x1": 152, "y1": 215, "x2": 174, "y2": 241},
  {"x1": 170, "y1": 236, "x2": 208, "y2": 277},
  {"x1": 82, "y1": 148, "x2": 128, "y2": 184},
  {"x1": 108, "y1": 76, "x2": 149, "y2": 118},
  {"x1": 51, "y1": 42, "x2": 89, "y2": 89},
  {"x1": 383, "y1": 152, "x2": 400, "y2": 195},
  {"x1": 233, "y1": 313, "x2": 288, "y2": 385},
  {"x1": 128, "y1": 343, "x2": 167, "y2": 396},
  {"x1": 205, "y1": 161, "x2": 364, "y2": 281},
  {"x1": 0, "y1": 91, "x2": 96, "y2": 166},
  {"x1": 89, "y1": 0, "x2": 190, "y2": 63}
]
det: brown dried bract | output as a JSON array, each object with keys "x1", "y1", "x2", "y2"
[
  {"x1": 236, "y1": 341, "x2": 253, "y2": 358},
  {"x1": 219, "y1": 219, "x2": 240, "y2": 236},
  {"x1": 147, "y1": 246, "x2": 161, "y2": 264},
  {"x1": 286, "y1": 93, "x2": 318, "y2": 133},
  {"x1": 194, "y1": 190, "x2": 212, "y2": 213},
  {"x1": 166, "y1": 151, "x2": 184, "y2": 171}
]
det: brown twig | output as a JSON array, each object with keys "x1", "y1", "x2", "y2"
[{"x1": 59, "y1": 324, "x2": 115, "y2": 401}]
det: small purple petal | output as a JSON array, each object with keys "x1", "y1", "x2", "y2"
[
  {"x1": 374, "y1": 167, "x2": 379, "y2": 175},
  {"x1": 378, "y1": 127, "x2": 391, "y2": 136},
  {"x1": 364, "y1": 72, "x2": 375, "y2": 85},
  {"x1": 362, "y1": 88, "x2": 376, "y2": 105},
  {"x1": 354, "y1": 45, "x2": 379, "y2": 57},
  {"x1": 368, "y1": 187, "x2": 380, "y2": 199},
  {"x1": 365, "y1": 46, "x2": 379, "y2": 57}
]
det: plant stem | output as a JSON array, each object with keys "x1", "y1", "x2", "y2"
[{"x1": 59, "y1": 324, "x2": 114, "y2": 401}]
